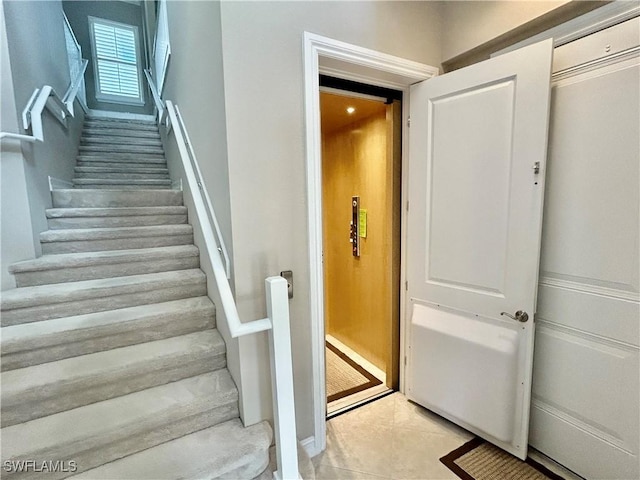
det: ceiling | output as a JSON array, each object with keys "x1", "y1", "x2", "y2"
[{"x1": 320, "y1": 92, "x2": 387, "y2": 135}]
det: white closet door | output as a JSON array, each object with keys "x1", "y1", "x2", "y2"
[{"x1": 530, "y1": 17, "x2": 640, "y2": 480}]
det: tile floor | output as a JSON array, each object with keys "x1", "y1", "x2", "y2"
[
  {"x1": 313, "y1": 392, "x2": 473, "y2": 479},
  {"x1": 312, "y1": 392, "x2": 582, "y2": 480}
]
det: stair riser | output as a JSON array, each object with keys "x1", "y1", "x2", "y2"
[
  {"x1": 2, "y1": 352, "x2": 226, "y2": 427},
  {"x1": 52, "y1": 190, "x2": 183, "y2": 208},
  {"x1": 84, "y1": 119, "x2": 157, "y2": 127},
  {"x1": 80, "y1": 145, "x2": 164, "y2": 155},
  {"x1": 77, "y1": 155, "x2": 166, "y2": 164},
  {"x1": 82, "y1": 128, "x2": 160, "y2": 139},
  {"x1": 75, "y1": 166, "x2": 169, "y2": 174},
  {"x1": 1, "y1": 306, "x2": 215, "y2": 371},
  {"x1": 83, "y1": 123, "x2": 158, "y2": 133},
  {"x1": 1, "y1": 282, "x2": 207, "y2": 326},
  {"x1": 41, "y1": 234, "x2": 194, "y2": 254},
  {"x1": 47, "y1": 214, "x2": 187, "y2": 229},
  {"x1": 15, "y1": 257, "x2": 199, "y2": 287},
  {"x1": 72, "y1": 184, "x2": 173, "y2": 190},
  {"x1": 3, "y1": 404, "x2": 239, "y2": 480},
  {"x1": 82, "y1": 138, "x2": 163, "y2": 147},
  {"x1": 74, "y1": 172, "x2": 169, "y2": 180}
]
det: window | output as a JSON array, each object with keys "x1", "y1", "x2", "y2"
[{"x1": 89, "y1": 17, "x2": 143, "y2": 105}]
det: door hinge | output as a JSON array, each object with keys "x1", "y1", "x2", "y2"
[
  {"x1": 405, "y1": 281, "x2": 408, "y2": 291},
  {"x1": 407, "y1": 117, "x2": 411, "y2": 127},
  {"x1": 406, "y1": 201, "x2": 409, "y2": 212},
  {"x1": 404, "y1": 356, "x2": 407, "y2": 366}
]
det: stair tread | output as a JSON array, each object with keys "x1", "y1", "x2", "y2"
[
  {"x1": 77, "y1": 154, "x2": 166, "y2": 160},
  {"x1": 40, "y1": 224, "x2": 192, "y2": 242},
  {"x1": 9, "y1": 245, "x2": 199, "y2": 273},
  {"x1": 79, "y1": 146, "x2": 164, "y2": 153},
  {"x1": 73, "y1": 178, "x2": 172, "y2": 185},
  {"x1": 2, "y1": 330, "x2": 225, "y2": 400},
  {"x1": 75, "y1": 166, "x2": 169, "y2": 173},
  {"x1": 1, "y1": 297, "x2": 215, "y2": 354},
  {"x1": 82, "y1": 128, "x2": 160, "y2": 137},
  {"x1": 82, "y1": 136, "x2": 162, "y2": 144},
  {"x1": 1, "y1": 370, "x2": 238, "y2": 461},
  {"x1": 0, "y1": 269, "x2": 205, "y2": 311},
  {"x1": 46, "y1": 206, "x2": 186, "y2": 218},
  {"x1": 71, "y1": 419, "x2": 272, "y2": 480}
]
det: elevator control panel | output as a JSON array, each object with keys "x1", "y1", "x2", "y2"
[{"x1": 350, "y1": 196, "x2": 360, "y2": 257}]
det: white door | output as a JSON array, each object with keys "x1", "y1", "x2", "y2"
[
  {"x1": 530, "y1": 18, "x2": 640, "y2": 479},
  {"x1": 406, "y1": 39, "x2": 553, "y2": 460}
]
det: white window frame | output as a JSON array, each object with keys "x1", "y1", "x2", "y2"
[{"x1": 88, "y1": 16, "x2": 145, "y2": 106}]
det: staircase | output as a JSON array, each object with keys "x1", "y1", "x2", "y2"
[{"x1": 0, "y1": 114, "x2": 272, "y2": 479}]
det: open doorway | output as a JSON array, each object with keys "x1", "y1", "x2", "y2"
[{"x1": 320, "y1": 77, "x2": 402, "y2": 416}]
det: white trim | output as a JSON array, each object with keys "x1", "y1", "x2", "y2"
[
  {"x1": 300, "y1": 436, "x2": 320, "y2": 458},
  {"x1": 303, "y1": 31, "x2": 437, "y2": 455},
  {"x1": 494, "y1": 1, "x2": 640, "y2": 57},
  {"x1": 88, "y1": 16, "x2": 145, "y2": 106}
]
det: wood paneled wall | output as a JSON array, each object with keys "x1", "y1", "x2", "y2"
[{"x1": 322, "y1": 99, "x2": 400, "y2": 385}]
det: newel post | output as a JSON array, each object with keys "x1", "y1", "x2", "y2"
[{"x1": 265, "y1": 276, "x2": 300, "y2": 480}]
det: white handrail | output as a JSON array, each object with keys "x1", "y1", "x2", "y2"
[
  {"x1": 2, "y1": 58, "x2": 88, "y2": 144},
  {"x1": 164, "y1": 100, "x2": 300, "y2": 479},
  {"x1": 144, "y1": 69, "x2": 166, "y2": 125},
  {"x1": 63, "y1": 59, "x2": 88, "y2": 115},
  {"x1": 174, "y1": 105, "x2": 231, "y2": 279},
  {"x1": 2, "y1": 17, "x2": 87, "y2": 144}
]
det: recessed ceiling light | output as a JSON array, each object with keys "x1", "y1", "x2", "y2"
[{"x1": 346, "y1": 107, "x2": 355, "y2": 114}]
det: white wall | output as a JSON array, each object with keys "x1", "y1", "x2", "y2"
[
  {"x1": 1, "y1": 0, "x2": 84, "y2": 289},
  {"x1": 219, "y1": 0, "x2": 443, "y2": 440},
  {"x1": 1, "y1": 3, "x2": 36, "y2": 290},
  {"x1": 441, "y1": 0, "x2": 569, "y2": 61},
  {"x1": 157, "y1": 0, "x2": 247, "y2": 419}
]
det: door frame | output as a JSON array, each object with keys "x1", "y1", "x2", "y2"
[{"x1": 302, "y1": 32, "x2": 438, "y2": 456}]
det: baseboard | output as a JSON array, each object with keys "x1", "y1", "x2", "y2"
[{"x1": 300, "y1": 435, "x2": 321, "y2": 458}]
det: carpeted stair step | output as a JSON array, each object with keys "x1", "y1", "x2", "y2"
[
  {"x1": 9, "y1": 245, "x2": 199, "y2": 286},
  {"x1": 52, "y1": 189, "x2": 182, "y2": 208},
  {"x1": 0, "y1": 370, "x2": 239, "y2": 480},
  {"x1": 1, "y1": 297, "x2": 215, "y2": 371},
  {"x1": 82, "y1": 136, "x2": 163, "y2": 147},
  {"x1": 82, "y1": 127, "x2": 160, "y2": 139},
  {"x1": 74, "y1": 166, "x2": 170, "y2": 179},
  {"x1": 72, "y1": 178, "x2": 172, "y2": 189},
  {"x1": 79, "y1": 144, "x2": 164, "y2": 155},
  {"x1": 83, "y1": 118, "x2": 158, "y2": 130},
  {"x1": 0, "y1": 269, "x2": 206, "y2": 326},
  {"x1": 39, "y1": 224, "x2": 193, "y2": 254},
  {"x1": 76, "y1": 160, "x2": 168, "y2": 170},
  {"x1": 71, "y1": 419, "x2": 272, "y2": 480},
  {"x1": 1, "y1": 329, "x2": 226, "y2": 426},
  {"x1": 77, "y1": 153, "x2": 167, "y2": 164},
  {"x1": 46, "y1": 206, "x2": 187, "y2": 229}
]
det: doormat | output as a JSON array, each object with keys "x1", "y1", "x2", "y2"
[
  {"x1": 325, "y1": 341, "x2": 381, "y2": 403},
  {"x1": 440, "y1": 437, "x2": 565, "y2": 480}
]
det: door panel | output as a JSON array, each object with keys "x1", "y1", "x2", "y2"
[
  {"x1": 428, "y1": 80, "x2": 514, "y2": 297},
  {"x1": 406, "y1": 39, "x2": 553, "y2": 459}
]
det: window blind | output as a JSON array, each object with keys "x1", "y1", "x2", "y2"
[{"x1": 91, "y1": 19, "x2": 141, "y2": 100}]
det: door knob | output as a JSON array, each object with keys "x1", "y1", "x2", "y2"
[{"x1": 501, "y1": 310, "x2": 529, "y2": 323}]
